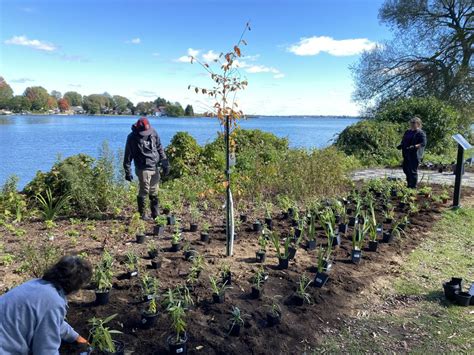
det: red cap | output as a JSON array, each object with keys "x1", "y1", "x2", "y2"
[{"x1": 134, "y1": 117, "x2": 151, "y2": 131}]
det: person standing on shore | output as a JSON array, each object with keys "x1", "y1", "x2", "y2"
[
  {"x1": 397, "y1": 116, "x2": 427, "y2": 188},
  {"x1": 0, "y1": 256, "x2": 92, "y2": 354},
  {"x1": 123, "y1": 117, "x2": 170, "y2": 220}
]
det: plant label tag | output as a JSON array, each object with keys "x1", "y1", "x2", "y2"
[
  {"x1": 142, "y1": 318, "x2": 147, "y2": 324},
  {"x1": 176, "y1": 348, "x2": 184, "y2": 353},
  {"x1": 131, "y1": 271, "x2": 138, "y2": 277},
  {"x1": 147, "y1": 295, "x2": 153, "y2": 300}
]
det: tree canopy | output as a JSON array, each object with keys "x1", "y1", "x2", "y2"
[
  {"x1": 0, "y1": 77, "x2": 14, "y2": 109},
  {"x1": 352, "y1": 0, "x2": 473, "y2": 109},
  {"x1": 184, "y1": 104, "x2": 194, "y2": 116},
  {"x1": 24, "y1": 86, "x2": 50, "y2": 111},
  {"x1": 63, "y1": 91, "x2": 83, "y2": 106}
]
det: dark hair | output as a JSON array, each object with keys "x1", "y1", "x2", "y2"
[{"x1": 43, "y1": 256, "x2": 92, "y2": 295}]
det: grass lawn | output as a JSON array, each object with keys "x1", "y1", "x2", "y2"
[{"x1": 314, "y1": 198, "x2": 474, "y2": 354}]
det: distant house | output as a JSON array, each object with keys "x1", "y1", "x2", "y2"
[
  {"x1": 71, "y1": 106, "x2": 85, "y2": 114},
  {"x1": 153, "y1": 106, "x2": 167, "y2": 116}
]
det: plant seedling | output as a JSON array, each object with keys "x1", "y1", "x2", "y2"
[
  {"x1": 88, "y1": 314, "x2": 122, "y2": 353},
  {"x1": 209, "y1": 275, "x2": 230, "y2": 303},
  {"x1": 167, "y1": 301, "x2": 187, "y2": 348},
  {"x1": 228, "y1": 306, "x2": 247, "y2": 336},
  {"x1": 147, "y1": 241, "x2": 159, "y2": 259},
  {"x1": 125, "y1": 251, "x2": 139, "y2": 276},
  {"x1": 294, "y1": 273, "x2": 312, "y2": 305},
  {"x1": 266, "y1": 296, "x2": 282, "y2": 326},
  {"x1": 220, "y1": 263, "x2": 232, "y2": 284},
  {"x1": 155, "y1": 215, "x2": 167, "y2": 226},
  {"x1": 141, "y1": 273, "x2": 160, "y2": 300}
]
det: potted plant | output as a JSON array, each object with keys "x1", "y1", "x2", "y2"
[
  {"x1": 171, "y1": 225, "x2": 182, "y2": 252},
  {"x1": 200, "y1": 222, "x2": 211, "y2": 242},
  {"x1": 189, "y1": 204, "x2": 201, "y2": 232},
  {"x1": 264, "y1": 202, "x2": 273, "y2": 230},
  {"x1": 183, "y1": 242, "x2": 197, "y2": 261},
  {"x1": 162, "y1": 200, "x2": 172, "y2": 215},
  {"x1": 166, "y1": 302, "x2": 188, "y2": 355},
  {"x1": 366, "y1": 201, "x2": 379, "y2": 252},
  {"x1": 93, "y1": 250, "x2": 114, "y2": 306},
  {"x1": 130, "y1": 212, "x2": 146, "y2": 244},
  {"x1": 125, "y1": 251, "x2": 139, "y2": 278},
  {"x1": 88, "y1": 314, "x2": 124, "y2": 355},
  {"x1": 141, "y1": 297, "x2": 159, "y2": 329},
  {"x1": 277, "y1": 195, "x2": 293, "y2": 219},
  {"x1": 147, "y1": 241, "x2": 159, "y2": 259},
  {"x1": 220, "y1": 263, "x2": 232, "y2": 285},
  {"x1": 292, "y1": 273, "x2": 312, "y2": 306},
  {"x1": 266, "y1": 297, "x2": 282, "y2": 326},
  {"x1": 153, "y1": 215, "x2": 167, "y2": 236},
  {"x1": 140, "y1": 273, "x2": 160, "y2": 301},
  {"x1": 442, "y1": 277, "x2": 463, "y2": 301},
  {"x1": 270, "y1": 232, "x2": 290, "y2": 269},
  {"x1": 440, "y1": 189, "x2": 449, "y2": 204},
  {"x1": 313, "y1": 246, "x2": 329, "y2": 288},
  {"x1": 419, "y1": 185, "x2": 432, "y2": 198},
  {"x1": 252, "y1": 219, "x2": 262, "y2": 233},
  {"x1": 209, "y1": 275, "x2": 229, "y2": 303},
  {"x1": 383, "y1": 220, "x2": 404, "y2": 243},
  {"x1": 228, "y1": 306, "x2": 246, "y2": 336},
  {"x1": 239, "y1": 213, "x2": 248, "y2": 222},
  {"x1": 256, "y1": 230, "x2": 268, "y2": 263},
  {"x1": 250, "y1": 267, "x2": 266, "y2": 299},
  {"x1": 351, "y1": 223, "x2": 365, "y2": 264},
  {"x1": 306, "y1": 212, "x2": 317, "y2": 250}
]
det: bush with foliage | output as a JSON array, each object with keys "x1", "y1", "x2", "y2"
[
  {"x1": 335, "y1": 120, "x2": 403, "y2": 166},
  {"x1": 165, "y1": 132, "x2": 203, "y2": 179},
  {"x1": 24, "y1": 143, "x2": 127, "y2": 218},
  {"x1": 0, "y1": 176, "x2": 28, "y2": 223}
]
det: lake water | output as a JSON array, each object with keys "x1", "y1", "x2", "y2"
[{"x1": 0, "y1": 115, "x2": 359, "y2": 187}]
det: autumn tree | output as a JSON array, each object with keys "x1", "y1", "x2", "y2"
[
  {"x1": 0, "y1": 77, "x2": 14, "y2": 109},
  {"x1": 112, "y1": 95, "x2": 131, "y2": 114},
  {"x1": 63, "y1": 91, "x2": 83, "y2": 106},
  {"x1": 352, "y1": 0, "x2": 473, "y2": 109},
  {"x1": 58, "y1": 98, "x2": 70, "y2": 112},
  {"x1": 24, "y1": 86, "x2": 49, "y2": 111}
]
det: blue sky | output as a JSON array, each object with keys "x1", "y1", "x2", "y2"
[{"x1": 0, "y1": 0, "x2": 390, "y2": 115}]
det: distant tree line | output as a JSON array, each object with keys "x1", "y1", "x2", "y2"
[{"x1": 0, "y1": 77, "x2": 195, "y2": 117}]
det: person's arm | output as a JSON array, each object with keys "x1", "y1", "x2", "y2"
[
  {"x1": 156, "y1": 133, "x2": 170, "y2": 176},
  {"x1": 60, "y1": 319, "x2": 79, "y2": 343},
  {"x1": 123, "y1": 136, "x2": 133, "y2": 181},
  {"x1": 415, "y1": 130, "x2": 427, "y2": 149},
  {"x1": 31, "y1": 308, "x2": 64, "y2": 355},
  {"x1": 397, "y1": 131, "x2": 406, "y2": 150}
]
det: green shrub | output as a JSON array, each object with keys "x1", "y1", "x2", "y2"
[
  {"x1": 0, "y1": 176, "x2": 27, "y2": 222},
  {"x1": 335, "y1": 120, "x2": 403, "y2": 166},
  {"x1": 24, "y1": 143, "x2": 128, "y2": 218},
  {"x1": 374, "y1": 97, "x2": 464, "y2": 155},
  {"x1": 165, "y1": 132, "x2": 202, "y2": 179}
]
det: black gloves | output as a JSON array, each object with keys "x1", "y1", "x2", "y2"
[
  {"x1": 161, "y1": 159, "x2": 171, "y2": 176},
  {"x1": 396, "y1": 144, "x2": 402, "y2": 150},
  {"x1": 125, "y1": 173, "x2": 133, "y2": 182}
]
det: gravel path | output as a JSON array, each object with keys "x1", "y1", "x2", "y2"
[{"x1": 352, "y1": 168, "x2": 474, "y2": 187}]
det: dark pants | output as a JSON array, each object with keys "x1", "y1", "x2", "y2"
[{"x1": 402, "y1": 158, "x2": 419, "y2": 188}]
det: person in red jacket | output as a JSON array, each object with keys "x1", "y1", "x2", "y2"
[{"x1": 123, "y1": 117, "x2": 170, "y2": 220}]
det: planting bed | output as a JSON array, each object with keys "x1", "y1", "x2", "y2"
[{"x1": 0, "y1": 184, "x2": 469, "y2": 354}]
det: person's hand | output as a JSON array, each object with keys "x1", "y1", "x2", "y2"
[
  {"x1": 161, "y1": 159, "x2": 171, "y2": 176},
  {"x1": 396, "y1": 144, "x2": 402, "y2": 150},
  {"x1": 76, "y1": 335, "x2": 89, "y2": 344},
  {"x1": 125, "y1": 173, "x2": 133, "y2": 182}
]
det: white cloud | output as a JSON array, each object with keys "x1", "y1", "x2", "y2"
[
  {"x1": 11, "y1": 78, "x2": 34, "y2": 83},
  {"x1": 234, "y1": 60, "x2": 284, "y2": 79},
  {"x1": 152, "y1": 52, "x2": 160, "y2": 57},
  {"x1": 273, "y1": 73, "x2": 285, "y2": 79},
  {"x1": 202, "y1": 50, "x2": 219, "y2": 63},
  {"x1": 288, "y1": 36, "x2": 377, "y2": 56},
  {"x1": 135, "y1": 89, "x2": 156, "y2": 98},
  {"x1": 175, "y1": 48, "x2": 200, "y2": 62},
  {"x1": 126, "y1": 38, "x2": 141, "y2": 44},
  {"x1": 4, "y1": 35, "x2": 57, "y2": 52}
]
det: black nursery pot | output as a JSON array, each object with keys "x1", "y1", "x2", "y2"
[
  {"x1": 291, "y1": 219, "x2": 299, "y2": 227},
  {"x1": 167, "y1": 215, "x2": 176, "y2": 225},
  {"x1": 251, "y1": 286, "x2": 263, "y2": 299},
  {"x1": 229, "y1": 324, "x2": 241, "y2": 336},
  {"x1": 292, "y1": 294, "x2": 304, "y2": 306},
  {"x1": 256, "y1": 250, "x2": 266, "y2": 263},
  {"x1": 313, "y1": 272, "x2": 329, "y2": 288},
  {"x1": 240, "y1": 214, "x2": 248, "y2": 222},
  {"x1": 212, "y1": 292, "x2": 225, "y2": 304},
  {"x1": 332, "y1": 234, "x2": 342, "y2": 247},
  {"x1": 153, "y1": 225, "x2": 164, "y2": 236},
  {"x1": 443, "y1": 280, "x2": 462, "y2": 301},
  {"x1": 338, "y1": 223, "x2": 348, "y2": 234},
  {"x1": 288, "y1": 207, "x2": 295, "y2": 218},
  {"x1": 382, "y1": 231, "x2": 394, "y2": 243},
  {"x1": 335, "y1": 215, "x2": 341, "y2": 224},
  {"x1": 384, "y1": 218, "x2": 393, "y2": 224},
  {"x1": 278, "y1": 257, "x2": 289, "y2": 269},
  {"x1": 282, "y1": 211, "x2": 289, "y2": 219},
  {"x1": 294, "y1": 228, "x2": 302, "y2": 239},
  {"x1": 95, "y1": 290, "x2": 110, "y2": 306},
  {"x1": 162, "y1": 207, "x2": 171, "y2": 215},
  {"x1": 368, "y1": 240, "x2": 378, "y2": 252},
  {"x1": 148, "y1": 250, "x2": 158, "y2": 259},
  {"x1": 266, "y1": 311, "x2": 281, "y2": 326},
  {"x1": 102, "y1": 340, "x2": 125, "y2": 355},
  {"x1": 346, "y1": 208, "x2": 353, "y2": 215},
  {"x1": 253, "y1": 222, "x2": 262, "y2": 232},
  {"x1": 167, "y1": 334, "x2": 188, "y2": 355},
  {"x1": 136, "y1": 233, "x2": 146, "y2": 244},
  {"x1": 184, "y1": 249, "x2": 197, "y2": 261},
  {"x1": 348, "y1": 217, "x2": 357, "y2": 227},
  {"x1": 455, "y1": 292, "x2": 471, "y2": 307},
  {"x1": 307, "y1": 240, "x2": 317, "y2": 250},
  {"x1": 265, "y1": 218, "x2": 273, "y2": 230},
  {"x1": 351, "y1": 249, "x2": 362, "y2": 264},
  {"x1": 189, "y1": 223, "x2": 198, "y2": 232},
  {"x1": 222, "y1": 273, "x2": 232, "y2": 286},
  {"x1": 288, "y1": 246, "x2": 297, "y2": 260},
  {"x1": 170, "y1": 242, "x2": 181, "y2": 252},
  {"x1": 141, "y1": 311, "x2": 158, "y2": 329},
  {"x1": 150, "y1": 259, "x2": 162, "y2": 269},
  {"x1": 200, "y1": 232, "x2": 210, "y2": 242}
]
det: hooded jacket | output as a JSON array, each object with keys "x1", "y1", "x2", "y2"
[{"x1": 123, "y1": 125, "x2": 167, "y2": 175}]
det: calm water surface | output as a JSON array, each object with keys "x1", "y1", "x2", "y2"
[{"x1": 0, "y1": 115, "x2": 359, "y2": 187}]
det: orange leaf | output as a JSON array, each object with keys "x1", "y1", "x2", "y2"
[{"x1": 234, "y1": 46, "x2": 241, "y2": 57}]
